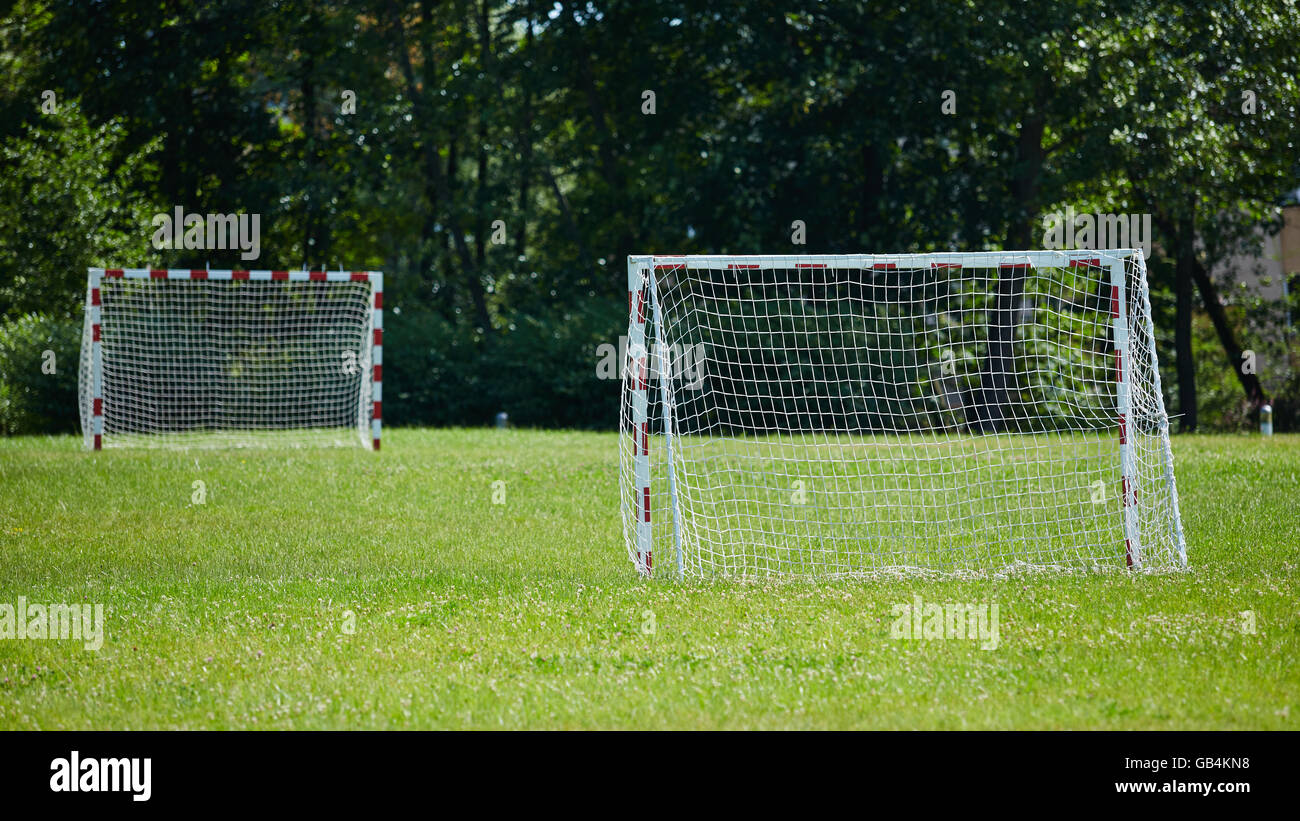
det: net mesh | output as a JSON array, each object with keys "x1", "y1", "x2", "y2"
[
  {"x1": 621, "y1": 252, "x2": 1185, "y2": 578},
  {"x1": 79, "y1": 276, "x2": 375, "y2": 449}
]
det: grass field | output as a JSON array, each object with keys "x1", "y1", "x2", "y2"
[{"x1": 0, "y1": 430, "x2": 1296, "y2": 729}]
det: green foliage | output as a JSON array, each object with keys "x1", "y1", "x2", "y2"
[
  {"x1": 1190, "y1": 311, "x2": 1300, "y2": 433},
  {"x1": 386, "y1": 298, "x2": 622, "y2": 428},
  {"x1": 385, "y1": 307, "x2": 489, "y2": 427},
  {"x1": 0, "y1": 312, "x2": 80, "y2": 435},
  {"x1": 0, "y1": 103, "x2": 160, "y2": 320},
  {"x1": 0, "y1": 1, "x2": 1297, "y2": 431},
  {"x1": 482, "y1": 302, "x2": 623, "y2": 428}
]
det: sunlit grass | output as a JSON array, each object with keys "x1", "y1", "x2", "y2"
[{"x1": 0, "y1": 430, "x2": 1295, "y2": 729}]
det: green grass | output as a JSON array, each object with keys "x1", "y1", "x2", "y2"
[{"x1": 0, "y1": 430, "x2": 1296, "y2": 729}]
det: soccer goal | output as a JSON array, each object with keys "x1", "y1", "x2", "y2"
[
  {"x1": 621, "y1": 251, "x2": 1187, "y2": 578},
  {"x1": 79, "y1": 268, "x2": 382, "y2": 450}
]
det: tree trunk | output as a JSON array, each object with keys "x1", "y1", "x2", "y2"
[
  {"x1": 560, "y1": 0, "x2": 629, "y2": 281},
  {"x1": 1173, "y1": 219, "x2": 1198, "y2": 432},
  {"x1": 1190, "y1": 256, "x2": 1265, "y2": 405},
  {"x1": 965, "y1": 112, "x2": 1044, "y2": 432},
  {"x1": 1005, "y1": 112, "x2": 1046, "y2": 249},
  {"x1": 391, "y1": 0, "x2": 491, "y2": 333},
  {"x1": 301, "y1": 47, "x2": 322, "y2": 263},
  {"x1": 515, "y1": 2, "x2": 535, "y2": 259},
  {"x1": 858, "y1": 142, "x2": 883, "y2": 242},
  {"x1": 965, "y1": 267, "x2": 1027, "y2": 433},
  {"x1": 475, "y1": 0, "x2": 491, "y2": 270},
  {"x1": 543, "y1": 165, "x2": 591, "y2": 271}
]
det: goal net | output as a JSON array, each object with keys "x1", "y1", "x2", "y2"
[
  {"x1": 621, "y1": 252, "x2": 1186, "y2": 578},
  {"x1": 79, "y1": 268, "x2": 382, "y2": 450}
]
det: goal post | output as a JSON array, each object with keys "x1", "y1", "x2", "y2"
[
  {"x1": 621, "y1": 251, "x2": 1187, "y2": 578},
  {"x1": 79, "y1": 268, "x2": 383, "y2": 450},
  {"x1": 1111, "y1": 256, "x2": 1138, "y2": 566}
]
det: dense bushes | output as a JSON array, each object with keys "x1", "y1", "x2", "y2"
[
  {"x1": 0, "y1": 313, "x2": 82, "y2": 435},
  {"x1": 479, "y1": 303, "x2": 624, "y2": 429},
  {"x1": 383, "y1": 300, "x2": 623, "y2": 430},
  {"x1": 383, "y1": 308, "x2": 488, "y2": 427}
]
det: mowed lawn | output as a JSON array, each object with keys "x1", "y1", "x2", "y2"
[{"x1": 0, "y1": 430, "x2": 1296, "y2": 729}]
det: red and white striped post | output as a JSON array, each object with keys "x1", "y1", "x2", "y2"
[
  {"x1": 1110, "y1": 256, "x2": 1141, "y2": 567},
  {"x1": 87, "y1": 270, "x2": 104, "y2": 451},
  {"x1": 369, "y1": 272, "x2": 383, "y2": 451},
  {"x1": 628, "y1": 259, "x2": 652, "y2": 575}
]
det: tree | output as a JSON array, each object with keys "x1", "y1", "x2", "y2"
[
  {"x1": 0, "y1": 104, "x2": 159, "y2": 319},
  {"x1": 1106, "y1": 1, "x2": 1300, "y2": 429}
]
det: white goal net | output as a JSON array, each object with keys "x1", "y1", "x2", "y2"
[
  {"x1": 79, "y1": 269, "x2": 382, "y2": 450},
  {"x1": 621, "y1": 252, "x2": 1186, "y2": 578}
]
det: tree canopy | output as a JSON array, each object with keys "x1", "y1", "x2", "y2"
[{"x1": 1, "y1": 0, "x2": 1297, "y2": 430}]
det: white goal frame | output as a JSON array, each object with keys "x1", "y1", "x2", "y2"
[
  {"x1": 80, "y1": 267, "x2": 383, "y2": 451},
  {"x1": 622, "y1": 251, "x2": 1187, "y2": 578}
]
